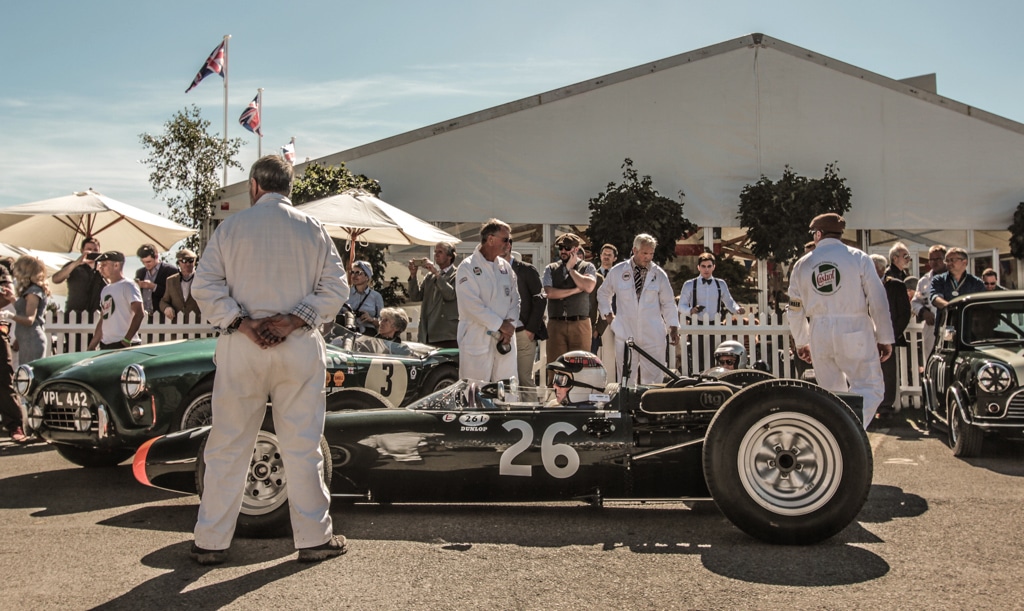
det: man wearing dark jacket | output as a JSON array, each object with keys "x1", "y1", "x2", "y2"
[
  {"x1": 872, "y1": 254, "x2": 911, "y2": 420},
  {"x1": 505, "y1": 243, "x2": 547, "y2": 387},
  {"x1": 135, "y1": 243, "x2": 178, "y2": 315}
]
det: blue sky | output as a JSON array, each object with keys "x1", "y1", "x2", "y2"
[{"x1": 2, "y1": 0, "x2": 1022, "y2": 228}]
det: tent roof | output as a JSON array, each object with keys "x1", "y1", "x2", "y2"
[{"x1": 219, "y1": 33, "x2": 1024, "y2": 231}]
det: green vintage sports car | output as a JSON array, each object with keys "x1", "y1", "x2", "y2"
[{"x1": 16, "y1": 327, "x2": 458, "y2": 468}]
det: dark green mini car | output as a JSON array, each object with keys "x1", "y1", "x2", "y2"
[
  {"x1": 16, "y1": 327, "x2": 458, "y2": 467},
  {"x1": 923, "y1": 290, "x2": 1024, "y2": 457}
]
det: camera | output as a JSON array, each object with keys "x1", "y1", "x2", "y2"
[
  {"x1": 86, "y1": 252, "x2": 101, "y2": 261},
  {"x1": 696, "y1": 305, "x2": 705, "y2": 312}
]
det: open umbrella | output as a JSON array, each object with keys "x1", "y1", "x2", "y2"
[
  {"x1": 0, "y1": 243, "x2": 73, "y2": 296},
  {"x1": 296, "y1": 190, "x2": 459, "y2": 268},
  {"x1": 0, "y1": 189, "x2": 196, "y2": 253}
]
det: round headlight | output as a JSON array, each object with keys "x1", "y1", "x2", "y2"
[
  {"x1": 977, "y1": 362, "x2": 1013, "y2": 394},
  {"x1": 74, "y1": 406, "x2": 93, "y2": 432},
  {"x1": 26, "y1": 405, "x2": 43, "y2": 431},
  {"x1": 14, "y1": 365, "x2": 33, "y2": 396},
  {"x1": 121, "y1": 364, "x2": 146, "y2": 398}
]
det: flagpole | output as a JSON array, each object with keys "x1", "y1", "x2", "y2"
[
  {"x1": 222, "y1": 34, "x2": 231, "y2": 187},
  {"x1": 257, "y1": 88, "x2": 264, "y2": 158}
]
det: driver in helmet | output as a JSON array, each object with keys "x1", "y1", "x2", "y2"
[
  {"x1": 712, "y1": 340, "x2": 747, "y2": 371},
  {"x1": 546, "y1": 351, "x2": 607, "y2": 406}
]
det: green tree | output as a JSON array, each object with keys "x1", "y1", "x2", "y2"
[
  {"x1": 139, "y1": 105, "x2": 244, "y2": 251},
  {"x1": 1009, "y1": 202, "x2": 1024, "y2": 260},
  {"x1": 586, "y1": 158, "x2": 696, "y2": 265},
  {"x1": 737, "y1": 162, "x2": 852, "y2": 264},
  {"x1": 292, "y1": 162, "x2": 406, "y2": 306}
]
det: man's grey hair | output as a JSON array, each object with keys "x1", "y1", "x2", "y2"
[
  {"x1": 250, "y1": 155, "x2": 294, "y2": 196},
  {"x1": 888, "y1": 241, "x2": 908, "y2": 263},
  {"x1": 870, "y1": 253, "x2": 888, "y2": 276},
  {"x1": 633, "y1": 233, "x2": 657, "y2": 250}
]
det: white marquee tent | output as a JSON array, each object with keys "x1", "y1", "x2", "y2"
[{"x1": 216, "y1": 33, "x2": 1024, "y2": 233}]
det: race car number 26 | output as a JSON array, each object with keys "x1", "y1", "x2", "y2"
[{"x1": 499, "y1": 420, "x2": 579, "y2": 479}]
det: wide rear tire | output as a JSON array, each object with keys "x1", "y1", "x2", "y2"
[{"x1": 703, "y1": 379, "x2": 872, "y2": 545}]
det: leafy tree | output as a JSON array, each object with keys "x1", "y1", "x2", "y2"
[
  {"x1": 1009, "y1": 202, "x2": 1024, "y2": 260},
  {"x1": 586, "y1": 158, "x2": 696, "y2": 265},
  {"x1": 139, "y1": 105, "x2": 244, "y2": 251},
  {"x1": 292, "y1": 162, "x2": 406, "y2": 306},
  {"x1": 737, "y1": 163, "x2": 852, "y2": 264}
]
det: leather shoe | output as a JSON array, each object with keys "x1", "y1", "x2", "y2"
[{"x1": 190, "y1": 543, "x2": 228, "y2": 566}]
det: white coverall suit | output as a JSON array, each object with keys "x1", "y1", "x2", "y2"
[
  {"x1": 597, "y1": 259, "x2": 678, "y2": 385},
  {"x1": 192, "y1": 193, "x2": 348, "y2": 551},
  {"x1": 787, "y1": 237, "x2": 894, "y2": 427},
  {"x1": 455, "y1": 245, "x2": 520, "y2": 382}
]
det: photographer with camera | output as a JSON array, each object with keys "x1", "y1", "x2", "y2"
[
  {"x1": 543, "y1": 233, "x2": 597, "y2": 384},
  {"x1": 52, "y1": 236, "x2": 106, "y2": 315},
  {"x1": 407, "y1": 242, "x2": 459, "y2": 348},
  {"x1": 341, "y1": 260, "x2": 383, "y2": 336}
]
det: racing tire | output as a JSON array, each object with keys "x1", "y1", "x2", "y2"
[
  {"x1": 326, "y1": 387, "x2": 393, "y2": 412},
  {"x1": 702, "y1": 379, "x2": 872, "y2": 545},
  {"x1": 196, "y1": 429, "x2": 333, "y2": 539},
  {"x1": 176, "y1": 379, "x2": 214, "y2": 431},
  {"x1": 716, "y1": 369, "x2": 775, "y2": 387},
  {"x1": 55, "y1": 444, "x2": 135, "y2": 468},
  {"x1": 948, "y1": 393, "x2": 983, "y2": 458},
  {"x1": 422, "y1": 364, "x2": 458, "y2": 394}
]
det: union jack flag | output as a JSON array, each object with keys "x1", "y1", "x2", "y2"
[
  {"x1": 239, "y1": 94, "x2": 262, "y2": 136},
  {"x1": 185, "y1": 41, "x2": 226, "y2": 93},
  {"x1": 281, "y1": 138, "x2": 295, "y2": 165}
]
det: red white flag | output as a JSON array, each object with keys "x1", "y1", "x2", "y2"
[{"x1": 281, "y1": 137, "x2": 296, "y2": 165}]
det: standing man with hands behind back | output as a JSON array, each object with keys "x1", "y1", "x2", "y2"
[{"x1": 189, "y1": 155, "x2": 349, "y2": 565}]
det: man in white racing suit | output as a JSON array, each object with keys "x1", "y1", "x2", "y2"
[
  {"x1": 455, "y1": 218, "x2": 520, "y2": 383},
  {"x1": 787, "y1": 213, "x2": 894, "y2": 428},
  {"x1": 597, "y1": 233, "x2": 679, "y2": 385}
]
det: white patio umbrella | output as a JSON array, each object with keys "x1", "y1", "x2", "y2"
[
  {"x1": 0, "y1": 243, "x2": 73, "y2": 296},
  {"x1": 296, "y1": 189, "x2": 459, "y2": 268},
  {"x1": 0, "y1": 189, "x2": 196, "y2": 253}
]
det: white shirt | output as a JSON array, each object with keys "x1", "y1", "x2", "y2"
[{"x1": 99, "y1": 278, "x2": 143, "y2": 343}]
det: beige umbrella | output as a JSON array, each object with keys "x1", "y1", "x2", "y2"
[
  {"x1": 0, "y1": 243, "x2": 73, "y2": 296},
  {"x1": 296, "y1": 189, "x2": 459, "y2": 269},
  {"x1": 0, "y1": 189, "x2": 195, "y2": 253}
]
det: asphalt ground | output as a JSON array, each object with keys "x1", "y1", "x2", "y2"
[{"x1": 2, "y1": 410, "x2": 1024, "y2": 611}]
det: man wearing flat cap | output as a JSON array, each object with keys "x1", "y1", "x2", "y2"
[
  {"x1": 787, "y1": 213, "x2": 894, "y2": 428},
  {"x1": 88, "y1": 251, "x2": 144, "y2": 350}
]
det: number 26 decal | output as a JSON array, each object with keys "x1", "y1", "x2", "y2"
[{"x1": 499, "y1": 420, "x2": 580, "y2": 479}]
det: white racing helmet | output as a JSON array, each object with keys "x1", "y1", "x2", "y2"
[
  {"x1": 547, "y1": 351, "x2": 607, "y2": 404},
  {"x1": 713, "y1": 340, "x2": 747, "y2": 370}
]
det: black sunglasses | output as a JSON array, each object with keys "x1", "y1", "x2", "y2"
[{"x1": 178, "y1": 257, "x2": 196, "y2": 264}]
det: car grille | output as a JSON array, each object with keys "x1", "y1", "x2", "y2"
[
  {"x1": 1003, "y1": 390, "x2": 1024, "y2": 419},
  {"x1": 38, "y1": 384, "x2": 100, "y2": 432}
]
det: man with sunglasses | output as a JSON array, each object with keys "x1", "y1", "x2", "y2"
[
  {"x1": 981, "y1": 268, "x2": 1007, "y2": 291},
  {"x1": 455, "y1": 219, "x2": 520, "y2": 383},
  {"x1": 543, "y1": 233, "x2": 597, "y2": 383},
  {"x1": 930, "y1": 247, "x2": 985, "y2": 311},
  {"x1": 160, "y1": 248, "x2": 202, "y2": 321}
]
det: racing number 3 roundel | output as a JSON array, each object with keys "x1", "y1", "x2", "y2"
[{"x1": 810, "y1": 261, "x2": 841, "y2": 295}]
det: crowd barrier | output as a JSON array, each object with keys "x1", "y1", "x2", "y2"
[{"x1": 40, "y1": 309, "x2": 928, "y2": 409}]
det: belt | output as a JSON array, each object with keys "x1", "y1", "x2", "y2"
[
  {"x1": 550, "y1": 315, "x2": 587, "y2": 321},
  {"x1": 515, "y1": 326, "x2": 526, "y2": 332}
]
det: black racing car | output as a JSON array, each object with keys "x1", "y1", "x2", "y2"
[{"x1": 134, "y1": 343, "x2": 872, "y2": 545}]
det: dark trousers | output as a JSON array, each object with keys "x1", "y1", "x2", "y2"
[
  {"x1": 0, "y1": 333, "x2": 23, "y2": 433},
  {"x1": 879, "y1": 349, "x2": 900, "y2": 413}
]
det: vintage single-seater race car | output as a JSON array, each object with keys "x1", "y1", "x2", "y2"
[
  {"x1": 923, "y1": 290, "x2": 1024, "y2": 457},
  {"x1": 17, "y1": 326, "x2": 458, "y2": 468},
  {"x1": 134, "y1": 347, "x2": 872, "y2": 545}
]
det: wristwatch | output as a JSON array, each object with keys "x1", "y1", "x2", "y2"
[{"x1": 227, "y1": 316, "x2": 246, "y2": 331}]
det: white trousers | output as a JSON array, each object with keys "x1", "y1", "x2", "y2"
[
  {"x1": 194, "y1": 329, "x2": 333, "y2": 550},
  {"x1": 614, "y1": 335, "x2": 668, "y2": 386},
  {"x1": 460, "y1": 336, "x2": 518, "y2": 383},
  {"x1": 808, "y1": 316, "x2": 884, "y2": 429},
  {"x1": 597, "y1": 326, "x2": 616, "y2": 384}
]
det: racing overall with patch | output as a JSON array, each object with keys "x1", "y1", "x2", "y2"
[
  {"x1": 455, "y1": 245, "x2": 520, "y2": 383},
  {"x1": 787, "y1": 238, "x2": 894, "y2": 427}
]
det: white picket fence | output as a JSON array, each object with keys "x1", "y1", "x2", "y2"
[{"x1": 39, "y1": 309, "x2": 928, "y2": 408}]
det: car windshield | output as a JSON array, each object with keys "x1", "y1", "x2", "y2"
[
  {"x1": 327, "y1": 325, "x2": 431, "y2": 357},
  {"x1": 963, "y1": 301, "x2": 1024, "y2": 345}
]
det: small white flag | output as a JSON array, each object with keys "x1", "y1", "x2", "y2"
[{"x1": 281, "y1": 137, "x2": 296, "y2": 165}]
